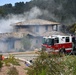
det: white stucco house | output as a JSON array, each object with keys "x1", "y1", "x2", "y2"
[{"x1": 0, "y1": 19, "x2": 65, "y2": 52}]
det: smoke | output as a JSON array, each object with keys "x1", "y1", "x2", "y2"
[
  {"x1": 24, "y1": 6, "x2": 42, "y2": 20},
  {"x1": 0, "y1": 6, "x2": 58, "y2": 33},
  {"x1": 0, "y1": 7, "x2": 41, "y2": 33},
  {"x1": 41, "y1": 10, "x2": 58, "y2": 21},
  {"x1": 0, "y1": 15, "x2": 24, "y2": 33}
]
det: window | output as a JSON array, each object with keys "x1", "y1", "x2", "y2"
[
  {"x1": 36, "y1": 40, "x2": 38, "y2": 43},
  {"x1": 72, "y1": 37, "x2": 75, "y2": 43},
  {"x1": 66, "y1": 37, "x2": 69, "y2": 42},
  {"x1": 54, "y1": 38, "x2": 59, "y2": 43},
  {"x1": 36, "y1": 26, "x2": 39, "y2": 32},
  {"x1": 52, "y1": 25, "x2": 57, "y2": 31},
  {"x1": 42, "y1": 38, "x2": 47, "y2": 44},
  {"x1": 8, "y1": 40, "x2": 14, "y2": 50},
  {"x1": 45, "y1": 26, "x2": 48, "y2": 31},
  {"x1": 47, "y1": 38, "x2": 54, "y2": 45}
]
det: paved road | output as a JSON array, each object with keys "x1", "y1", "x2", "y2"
[
  {"x1": 1, "y1": 52, "x2": 39, "y2": 61},
  {"x1": 14, "y1": 54, "x2": 38, "y2": 61}
]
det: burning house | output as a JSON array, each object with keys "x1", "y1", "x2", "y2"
[{"x1": 0, "y1": 19, "x2": 65, "y2": 52}]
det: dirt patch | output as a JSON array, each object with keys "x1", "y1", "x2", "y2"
[{"x1": 0, "y1": 61, "x2": 28, "y2": 75}]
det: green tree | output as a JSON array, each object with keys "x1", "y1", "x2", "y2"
[
  {"x1": 3, "y1": 54, "x2": 20, "y2": 66},
  {"x1": 21, "y1": 36, "x2": 31, "y2": 50},
  {"x1": 0, "y1": 7, "x2": 6, "y2": 17},
  {"x1": 27, "y1": 51, "x2": 65, "y2": 75},
  {"x1": 0, "y1": 61, "x2": 3, "y2": 71},
  {"x1": 69, "y1": 23, "x2": 76, "y2": 34},
  {"x1": 14, "y1": 2, "x2": 25, "y2": 14},
  {"x1": 70, "y1": 23, "x2": 76, "y2": 33},
  {"x1": 2, "y1": 4, "x2": 13, "y2": 14}
]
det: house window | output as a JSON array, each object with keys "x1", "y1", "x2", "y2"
[
  {"x1": 36, "y1": 26, "x2": 39, "y2": 32},
  {"x1": 8, "y1": 40, "x2": 14, "y2": 50},
  {"x1": 52, "y1": 25, "x2": 57, "y2": 31},
  {"x1": 45, "y1": 26, "x2": 48, "y2": 31},
  {"x1": 36, "y1": 40, "x2": 38, "y2": 43}
]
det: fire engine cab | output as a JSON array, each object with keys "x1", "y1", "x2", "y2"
[{"x1": 42, "y1": 35, "x2": 76, "y2": 54}]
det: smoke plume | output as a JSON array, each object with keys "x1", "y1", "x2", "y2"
[{"x1": 0, "y1": 6, "x2": 57, "y2": 33}]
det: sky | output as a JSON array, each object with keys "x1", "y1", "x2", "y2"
[{"x1": 0, "y1": 0, "x2": 31, "y2": 6}]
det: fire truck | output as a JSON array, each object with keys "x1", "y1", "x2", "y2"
[{"x1": 42, "y1": 35, "x2": 76, "y2": 54}]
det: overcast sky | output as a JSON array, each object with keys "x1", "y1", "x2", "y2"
[{"x1": 0, "y1": 0, "x2": 31, "y2": 6}]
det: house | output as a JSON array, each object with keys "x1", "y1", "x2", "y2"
[
  {"x1": 12, "y1": 19, "x2": 60, "y2": 34},
  {"x1": 0, "y1": 19, "x2": 65, "y2": 52}
]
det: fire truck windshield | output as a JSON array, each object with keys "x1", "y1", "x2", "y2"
[
  {"x1": 47, "y1": 38, "x2": 54, "y2": 45},
  {"x1": 42, "y1": 38, "x2": 54, "y2": 45}
]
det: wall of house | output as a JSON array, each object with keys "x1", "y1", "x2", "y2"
[
  {"x1": 58, "y1": 25, "x2": 61, "y2": 31},
  {"x1": 0, "y1": 42, "x2": 8, "y2": 52},
  {"x1": 14, "y1": 39, "x2": 23, "y2": 50},
  {"x1": 14, "y1": 24, "x2": 61, "y2": 34},
  {"x1": 13, "y1": 26, "x2": 30, "y2": 32},
  {"x1": 28, "y1": 25, "x2": 52, "y2": 35},
  {"x1": 28, "y1": 26, "x2": 43, "y2": 34},
  {"x1": 28, "y1": 25, "x2": 60, "y2": 35},
  {"x1": 30, "y1": 37, "x2": 42, "y2": 50},
  {"x1": 17, "y1": 28, "x2": 24, "y2": 32}
]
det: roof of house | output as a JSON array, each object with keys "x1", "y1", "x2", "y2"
[
  {"x1": 13, "y1": 19, "x2": 60, "y2": 26},
  {"x1": 0, "y1": 31, "x2": 67, "y2": 40},
  {"x1": 42, "y1": 31, "x2": 67, "y2": 36},
  {"x1": 0, "y1": 31, "x2": 37, "y2": 39}
]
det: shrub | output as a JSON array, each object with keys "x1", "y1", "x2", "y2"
[
  {"x1": 63, "y1": 55, "x2": 76, "y2": 75},
  {"x1": 3, "y1": 54, "x2": 20, "y2": 66},
  {"x1": 0, "y1": 61, "x2": 3, "y2": 71},
  {"x1": 27, "y1": 50, "x2": 65, "y2": 75}
]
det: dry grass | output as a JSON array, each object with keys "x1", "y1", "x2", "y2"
[{"x1": 0, "y1": 61, "x2": 27, "y2": 75}]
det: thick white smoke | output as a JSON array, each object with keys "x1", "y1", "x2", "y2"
[
  {"x1": 0, "y1": 6, "x2": 41, "y2": 33},
  {"x1": 0, "y1": 14, "x2": 24, "y2": 33},
  {"x1": 0, "y1": 6, "x2": 57, "y2": 33}
]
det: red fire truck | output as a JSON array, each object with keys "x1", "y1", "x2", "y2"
[{"x1": 42, "y1": 35, "x2": 76, "y2": 54}]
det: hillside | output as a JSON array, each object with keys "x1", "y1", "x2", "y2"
[{"x1": 0, "y1": 0, "x2": 76, "y2": 25}]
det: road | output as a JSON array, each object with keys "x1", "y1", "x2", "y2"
[{"x1": 1, "y1": 51, "x2": 39, "y2": 61}]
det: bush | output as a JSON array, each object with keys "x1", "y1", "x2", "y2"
[
  {"x1": 0, "y1": 61, "x2": 3, "y2": 71},
  {"x1": 63, "y1": 55, "x2": 76, "y2": 75},
  {"x1": 27, "y1": 50, "x2": 65, "y2": 75},
  {"x1": 3, "y1": 54, "x2": 20, "y2": 66}
]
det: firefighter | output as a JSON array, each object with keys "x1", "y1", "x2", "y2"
[
  {"x1": 2, "y1": 55, "x2": 4, "y2": 60},
  {"x1": 0, "y1": 55, "x2": 4, "y2": 60}
]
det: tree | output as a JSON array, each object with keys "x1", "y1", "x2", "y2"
[
  {"x1": 27, "y1": 51, "x2": 65, "y2": 75},
  {"x1": 21, "y1": 36, "x2": 31, "y2": 50},
  {"x1": 69, "y1": 23, "x2": 76, "y2": 34},
  {"x1": 14, "y1": 2, "x2": 25, "y2": 14},
  {"x1": 3, "y1": 4, "x2": 13, "y2": 14},
  {"x1": 0, "y1": 7, "x2": 6, "y2": 17}
]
